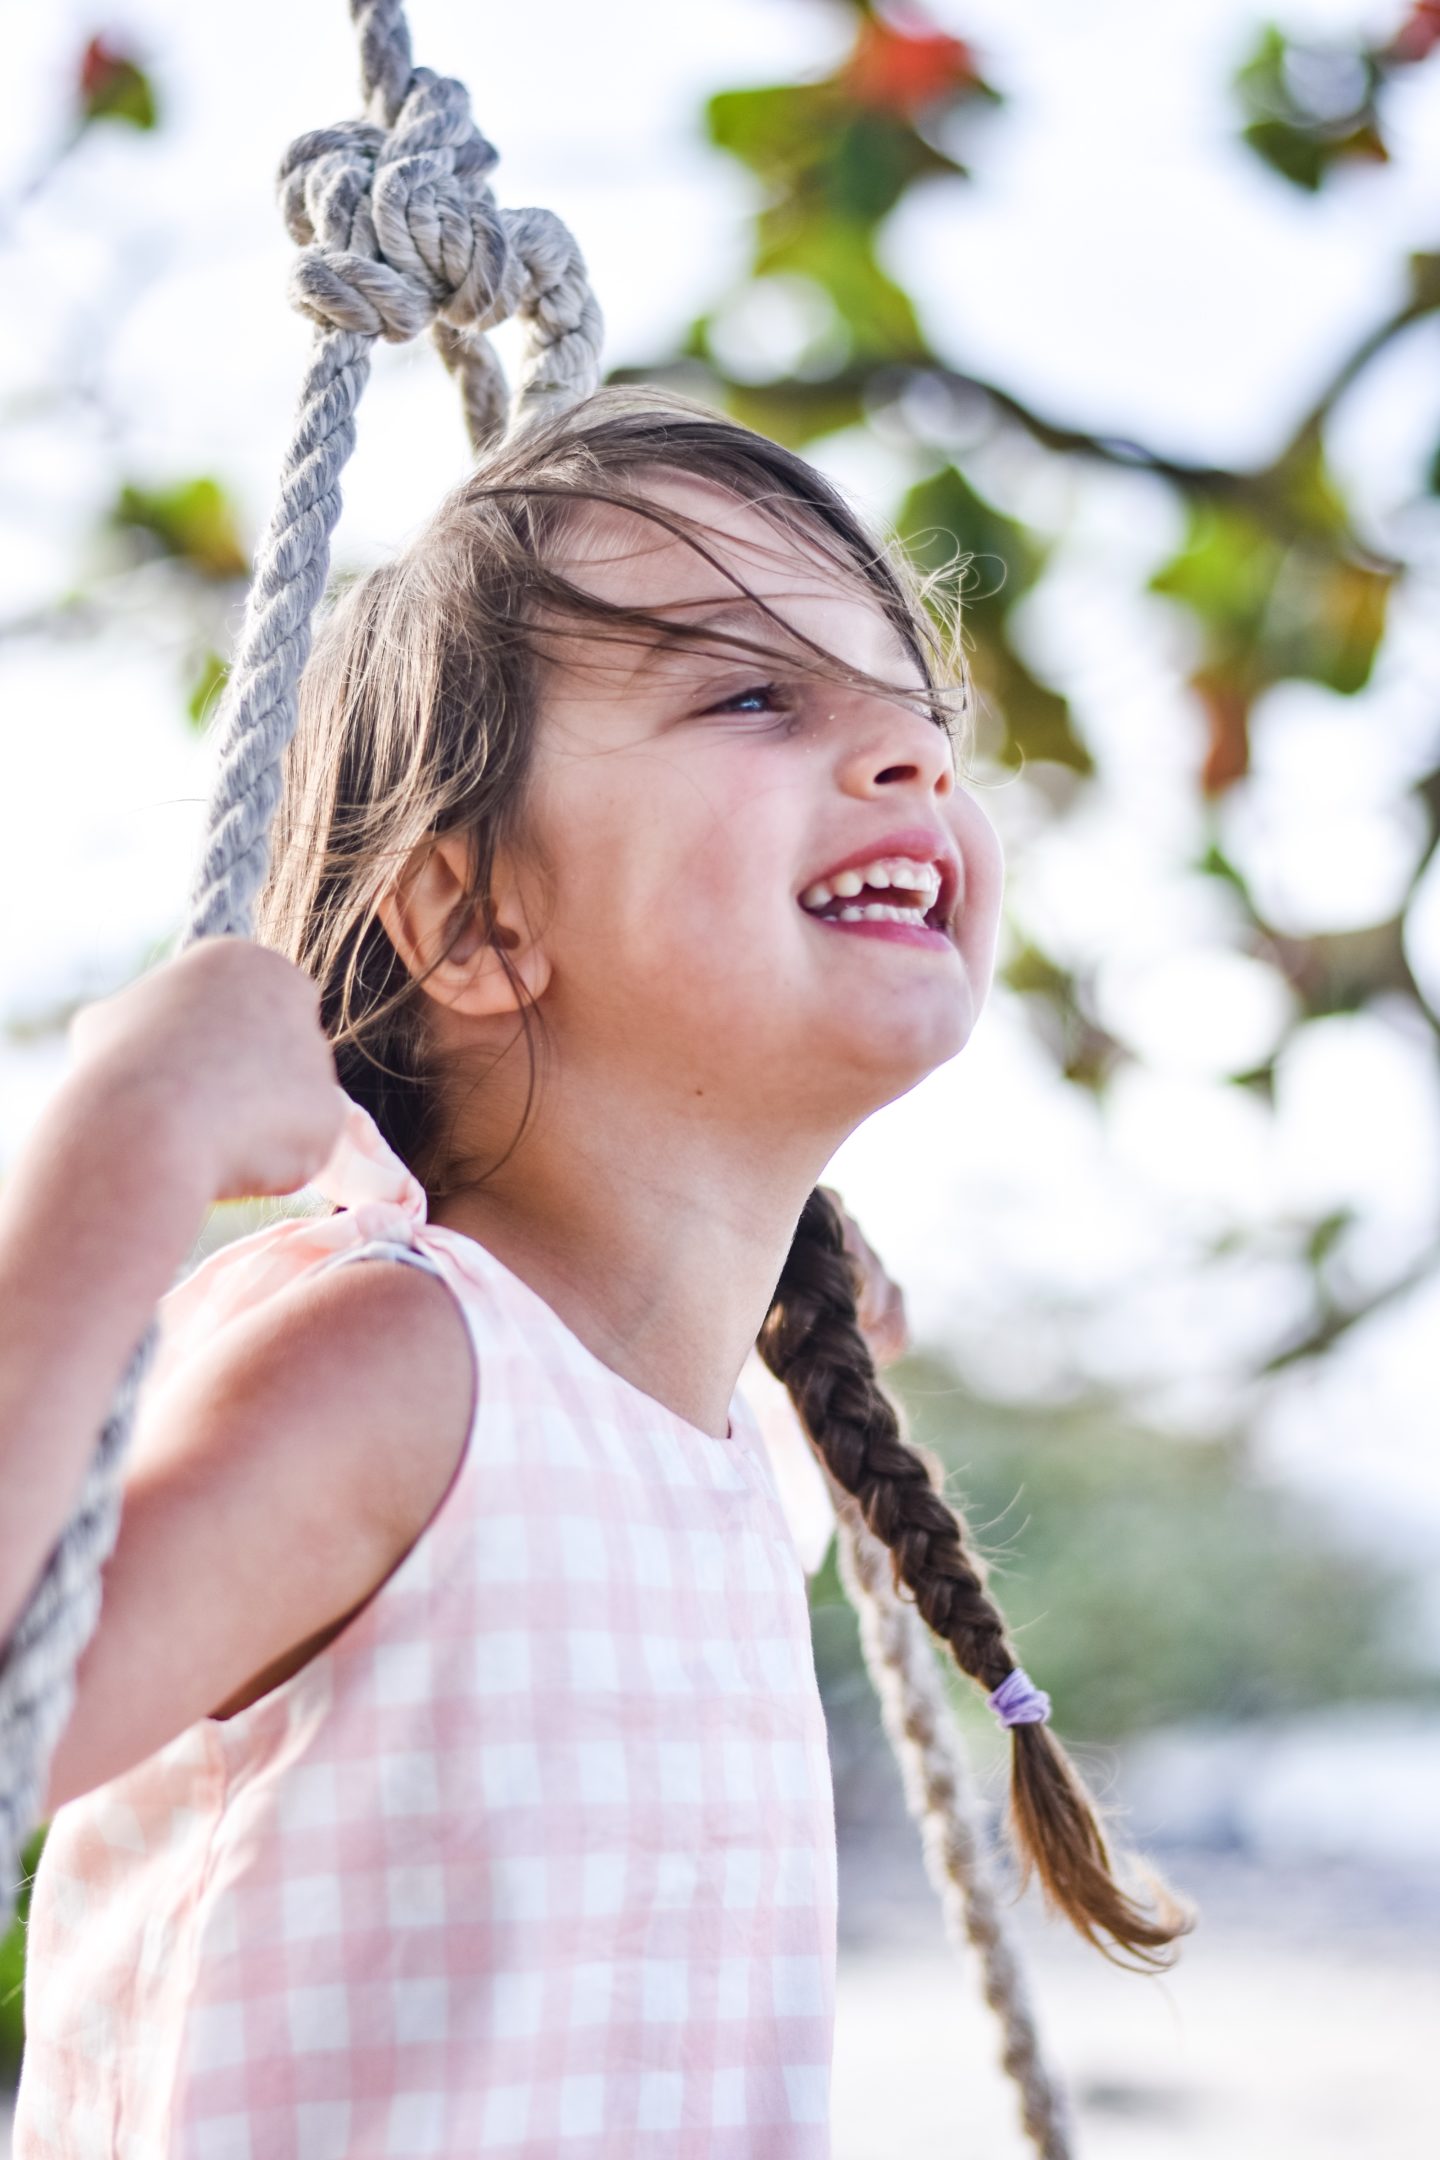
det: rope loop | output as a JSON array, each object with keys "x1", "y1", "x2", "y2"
[
  {"x1": 274, "y1": 50, "x2": 602, "y2": 452},
  {"x1": 280, "y1": 70, "x2": 509, "y2": 347}
]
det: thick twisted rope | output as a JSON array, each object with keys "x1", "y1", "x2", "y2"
[
  {"x1": 835, "y1": 1498, "x2": 1076, "y2": 2160},
  {"x1": 0, "y1": 0, "x2": 602, "y2": 1921}
]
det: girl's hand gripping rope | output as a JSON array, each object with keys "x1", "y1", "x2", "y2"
[
  {"x1": 68, "y1": 940, "x2": 344, "y2": 1203},
  {"x1": 0, "y1": 942, "x2": 343, "y2": 1645}
]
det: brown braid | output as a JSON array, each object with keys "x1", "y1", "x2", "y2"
[{"x1": 757, "y1": 1186, "x2": 1198, "y2": 1974}]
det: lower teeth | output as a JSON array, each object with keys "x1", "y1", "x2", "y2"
[{"x1": 832, "y1": 904, "x2": 929, "y2": 925}]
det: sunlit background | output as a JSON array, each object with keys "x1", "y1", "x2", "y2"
[{"x1": 2, "y1": 1, "x2": 1439, "y2": 2153}]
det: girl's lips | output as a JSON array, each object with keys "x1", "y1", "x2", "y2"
[
  {"x1": 799, "y1": 823, "x2": 963, "y2": 928},
  {"x1": 804, "y1": 912, "x2": 954, "y2": 952}
]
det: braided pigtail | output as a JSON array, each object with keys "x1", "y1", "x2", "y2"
[{"x1": 757, "y1": 1186, "x2": 1197, "y2": 1975}]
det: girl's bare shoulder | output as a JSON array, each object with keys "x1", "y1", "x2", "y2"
[
  {"x1": 138, "y1": 1249, "x2": 477, "y2": 1541},
  {"x1": 45, "y1": 1255, "x2": 475, "y2": 1808}
]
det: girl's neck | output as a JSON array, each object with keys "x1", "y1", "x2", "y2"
[{"x1": 427, "y1": 1064, "x2": 836, "y2": 1441}]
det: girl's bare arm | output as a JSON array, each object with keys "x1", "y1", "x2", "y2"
[
  {"x1": 42, "y1": 1255, "x2": 475, "y2": 1813},
  {"x1": 0, "y1": 941, "x2": 341, "y2": 1646}
]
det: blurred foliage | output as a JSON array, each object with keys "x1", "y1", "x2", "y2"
[
  {"x1": 77, "y1": 35, "x2": 158, "y2": 134},
  {"x1": 186, "y1": 648, "x2": 231, "y2": 730},
  {"x1": 0, "y1": 1828, "x2": 45, "y2": 2083},
  {"x1": 628, "y1": 0, "x2": 1439, "y2": 874},
  {"x1": 809, "y1": 1351, "x2": 1440, "y2": 1741},
  {"x1": 2, "y1": 481, "x2": 253, "y2": 731},
  {"x1": 1234, "y1": 22, "x2": 1388, "y2": 188},
  {"x1": 611, "y1": 0, "x2": 1440, "y2": 1374},
  {"x1": 109, "y1": 477, "x2": 248, "y2": 580},
  {"x1": 3, "y1": 30, "x2": 159, "y2": 228},
  {"x1": 1233, "y1": 6, "x2": 1440, "y2": 190},
  {"x1": 700, "y1": 15, "x2": 996, "y2": 367},
  {"x1": 900, "y1": 463, "x2": 1092, "y2": 775},
  {"x1": 1147, "y1": 426, "x2": 1394, "y2": 795}
]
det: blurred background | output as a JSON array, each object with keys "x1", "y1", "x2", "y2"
[{"x1": 2, "y1": 0, "x2": 1439, "y2": 2152}]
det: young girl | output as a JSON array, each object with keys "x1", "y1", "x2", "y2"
[{"x1": 14, "y1": 386, "x2": 1191, "y2": 2157}]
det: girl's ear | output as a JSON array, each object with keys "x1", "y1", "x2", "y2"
[{"x1": 378, "y1": 833, "x2": 551, "y2": 1018}]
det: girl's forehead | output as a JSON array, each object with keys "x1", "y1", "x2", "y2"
[
  {"x1": 538, "y1": 469, "x2": 922, "y2": 698},
  {"x1": 556, "y1": 472, "x2": 852, "y2": 615}
]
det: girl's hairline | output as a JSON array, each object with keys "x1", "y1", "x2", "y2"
[{"x1": 443, "y1": 468, "x2": 958, "y2": 710}]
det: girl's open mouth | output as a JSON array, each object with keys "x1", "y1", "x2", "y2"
[{"x1": 798, "y1": 850, "x2": 955, "y2": 949}]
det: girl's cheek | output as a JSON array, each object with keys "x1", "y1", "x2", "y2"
[{"x1": 959, "y1": 795, "x2": 1004, "y2": 913}]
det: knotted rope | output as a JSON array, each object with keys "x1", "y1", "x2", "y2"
[{"x1": 0, "y1": 0, "x2": 602, "y2": 1919}]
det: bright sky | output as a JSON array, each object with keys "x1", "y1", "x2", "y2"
[{"x1": 2, "y1": 0, "x2": 1439, "y2": 1617}]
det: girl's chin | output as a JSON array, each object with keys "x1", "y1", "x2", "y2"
[
  {"x1": 817, "y1": 1012, "x2": 970, "y2": 1093},
  {"x1": 817, "y1": 964, "x2": 974, "y2": 1053}
]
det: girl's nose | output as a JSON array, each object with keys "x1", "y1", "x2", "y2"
[{"x1": 838, "y1": 700, "x2": 956, "y2": 800}]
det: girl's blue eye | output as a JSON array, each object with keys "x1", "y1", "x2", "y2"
[{"x1": 712, "y1": 682, "x2": 789, "y2": 716}]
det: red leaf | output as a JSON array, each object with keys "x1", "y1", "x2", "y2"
[
  {"x1": 1390, "y1": 3, "x2": 1440, "y2": 64},
  {"x1": 1194, "y1": 673, "x2": 1252, "y2": 797},
  {"x1": 80, "y1": 33, "x2": 126, "y2": 101},
  {"x1": 843, "y1": 13, "x2": 977, "y2": 116}
]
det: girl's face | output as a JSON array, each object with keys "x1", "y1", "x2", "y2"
[{"x1": 515, "y1": 472, "x2": 1005, "y2": 1136}]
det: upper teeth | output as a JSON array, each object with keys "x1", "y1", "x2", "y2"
[{"x1": 800, "y1": 855, "x2": 942, "y2": 913}]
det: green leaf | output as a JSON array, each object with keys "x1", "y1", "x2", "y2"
[
  {"x1": 898, "y1": 465, "x2": 1089, "y2": 773},
  {"x1": 1148, "y1": 483, "x2": 1391, "y2": 700},
  {"x1": 1307, "y1": 1206, "x2": 1357, "y2": 1267},
  {"x1": 1233, "y1": 24, "x2": 1388, "y2": 191},
  {"x1": 899, "y1": 464, "x2": 1046, "y2": 612},
  {"x1": 0, "y1": 1826, "x2": 47, "y2": 2081},
  {"x1": 1001, "y1": 938, "x2": 1073, "y2": 1003},
  {"x1": 755, "y1": 215, "x2": 926, "y2": 362},
  {"x1": 1409, "y1": 251, "x2": 1440, "y2": 313},
  {"x1": 186, "y1": 649, "x2": 230, "y2": 730},
  {"x1": 1301, "y1": 559, "x2": 1391, "y2": 694},
  {"x1": 1195, "y1": 837, "x2": 1255, "y2": 902},
  {"x1": 1269, "y1": 423, "x2": 1355, "y2": 542},
  {"x1": 78, "y1": 36, "x2": 158, "y2": 131},
  {"x1": 724, "y1": 378, "x2": 868, "y2": 449},
  {"x1": 1242, "y1": 117, "x2": 1329, "y2": 191},
  {"x1": 974, "y1": 626, "x2": 1095, "y2": 776},
  {"x1": 1151, "y1": 507, "x2": 1281, "y2": 640},
  {"x1": 826, "y1": 110, "x2": 937, "y2": 222},
  {"x1": 706, "y1": 78, "x2": 963, "y2": 231},
  {"x1": 706, "y1": 82, "x2": 836, "y2": 193},
  {"x1": 1229, "y1": 1057, "x2": 1277, "y2": 1103},
  {"x1": 109, "y1": 477, "x2": 248, "y2": 580}
]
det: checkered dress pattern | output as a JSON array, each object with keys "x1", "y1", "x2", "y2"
[{"x1": 14, "y1": 1096, "x2": 839, "y2": 2158}]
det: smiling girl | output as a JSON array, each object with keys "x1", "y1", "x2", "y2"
[{"x1": 14, "y1": 387, "x2": 1190, "y2": 2158}]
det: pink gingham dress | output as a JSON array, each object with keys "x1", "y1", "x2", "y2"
[{"x1": 15, "y1": 1094, "x2": 839, "y2": 2160}]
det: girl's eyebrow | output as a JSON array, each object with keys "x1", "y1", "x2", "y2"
[
  {"x1": 631, "y1": 596, "x2": 804, "y2": 670},
  {"x1": 631, "y1": 593, "x2": 914, "y2": 681}
]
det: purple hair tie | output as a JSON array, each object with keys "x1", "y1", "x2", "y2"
[{"x1": 988, "y1": 1666, "x2": 1052, "y2": 1729}]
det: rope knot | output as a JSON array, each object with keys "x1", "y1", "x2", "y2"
[{"x1": 278, "y1": 67, "x2": 508, "y2": 345}]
